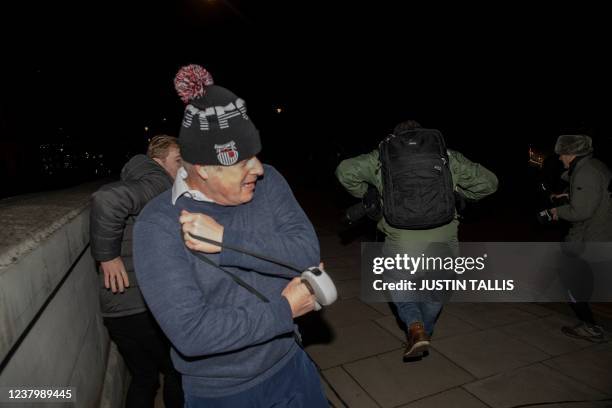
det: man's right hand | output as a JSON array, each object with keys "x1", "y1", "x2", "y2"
[
  {"x1": 180, "y1": 210, "x2": 224, "y2": 253},
  {"x1": 101, "y1": 257, "x2": 130, "y2": 293},
  {"x1": 550, "y1": 207, "x2": 559, "y2": 221},
  {"x1": 281, "y1": 277, "x2": 316, "y2": 318}
]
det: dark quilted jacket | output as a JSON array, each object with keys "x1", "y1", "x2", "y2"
[{"x1": 90, "y1": 154, "x2": 173, "y2": 317}]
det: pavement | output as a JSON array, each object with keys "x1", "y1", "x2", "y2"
[{"x1": 299, "y1": 194, "x2": 612, "y2": 408}]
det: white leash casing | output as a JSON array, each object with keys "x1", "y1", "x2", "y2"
[{"x1": 301, "y1": 267, "x2": 338, "y2": 311}]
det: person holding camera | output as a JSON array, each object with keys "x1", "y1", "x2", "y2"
[
  {"x1": 547, "y1": 134, "x2": 612, "y2": 342},
  {"x1": 336, "y1": 120, "x2": 498, "y2": 359}
]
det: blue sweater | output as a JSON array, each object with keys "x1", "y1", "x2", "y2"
[{"x1": 133, "y1": 165, "x2": 320, "y2": 397}]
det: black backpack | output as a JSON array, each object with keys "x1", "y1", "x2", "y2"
[{"x1": 379, "y1": 128, "x2": 455, "y2": 229}]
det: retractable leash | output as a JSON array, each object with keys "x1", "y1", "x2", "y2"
[
  {"x1": 188, "y1": 232, "x2": 347, "y2": 407},
  {"x1": 187, "y1": 232, "x2": 338, "y2": 310}
]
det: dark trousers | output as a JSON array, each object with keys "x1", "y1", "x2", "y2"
[
  {"x1": 570, "y1": 302, "x2": 596, "y2": 325},
  {"x1": 557, "y1": 246, "x2": 597, "y2": 326},
  {"x1": 104, "y1": 312, "x2": 184, "y2": 408},
  {"x1": 184, "y1": 349, "x2": 327, "y2": 408}
]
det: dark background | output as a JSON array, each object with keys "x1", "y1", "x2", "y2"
[{"x1": 1, "y1": 2, "x2": 611, "y2": 235}]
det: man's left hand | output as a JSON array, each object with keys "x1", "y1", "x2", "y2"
[
  {"x1": 180, "y1": 210, "x2": 224, "y2": 253},
  {"x1": 550, "y1": 207, "x2": 559, "y2": 221}
]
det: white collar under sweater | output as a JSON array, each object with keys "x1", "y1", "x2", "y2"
[{"x1": 171, "y1": 167, "x2": 214, "y2": 205}]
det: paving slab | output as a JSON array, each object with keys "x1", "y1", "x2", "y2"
[
  {"x1": 321, "y1": 375, "x2": 346, "y2": 408},
  {"x1": 321, "y1": 248, "x2": 361, "y2": 261},
  {"x1": 320, "y1": 249, "x2": 359, "y2": 261},
  {"x1": 399, "y1": 388, "x2": 490, "y2": 408},
  {"x1": 322, "y1": 367, "x2": 379, "y2": 408},
  {"x1": 320, "y1": 298, "x2": 385, "y2": 329},
  {"x1": 544, "y1": 402, "x2": 612, "y2": 408},
  {"x1": 543, "y1": 343, "x2": 612, "y2": 395},
  {"x1": 366, "y1": 301, "x2": 395, "y2": 316},
  {"x1": 374, "y1": 315, "x2": 406, "y2": 342},
  {"x1": 512, "y1": 303, "x2": 557, "y2": 317},
  {"x1": 443, "y1": 303, "x2": 541, "y2": 330},
  {"x1": 433, "y1": 328, "x2": 550, "y2": 378},
  {"x1": 499, "y1": 314, "x2": 595, "y2": 356},
  {"x1": 433, "y1": 310, "x2": 481, "y2": 340},
  {"x1": 305, "y1": 320, "x2": 402, "y2": 370},
  {"x1": 320, "y1": 240, "x2": 360, "y2": 259},
  {"x1": 343, "y1": 349, "x2": 474, "y2": 408},
  {"x1": 464, "y1": 363, "x2": 608, "y2": 408},
  {"x1": 337, "y1": 279, "x2": 361, "y2": 300},
  {"x1": 326, "y1": 265, "x2": 361, "y2": 282}
]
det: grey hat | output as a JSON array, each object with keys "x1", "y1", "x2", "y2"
[{"x1": 554, "y1": 134, "x2": 593, "y2": 156}]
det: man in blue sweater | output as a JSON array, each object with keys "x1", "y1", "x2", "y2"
[{"x1": 133, "y1": 72, "x2": 327, "y2": 407}]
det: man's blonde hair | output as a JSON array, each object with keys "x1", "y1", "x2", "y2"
[{"x1": 147, "y1": 135, "x2": 179, "y2": 160}]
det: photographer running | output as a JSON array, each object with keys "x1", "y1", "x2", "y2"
[
  {"x1": 336, "y1": 120, "x2": 498, "y2": 360},
  {"x1": 548, "y1": 134, "x2": 612, "y2": 342}
]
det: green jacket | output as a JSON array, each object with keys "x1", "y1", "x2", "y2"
[
  {"x1": 556, "y1": 155, "x2": 612, "y2": 242},
  {"x1": 336, "y1": 149, "x2": 498, "y2": 246}
]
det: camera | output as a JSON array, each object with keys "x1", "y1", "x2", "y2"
[
  {"x1": 535, "y1": 181, "x2": 570, "y2": 225},
  {"x1": 344, "y1": 185, "x2": 382, "y2": 224},
  {"x1": 536, "y1": 208, "x2": 554, "y2": 224},
  {"x1": 536, "y1": 196, "x2": 570, "y2": 224}
]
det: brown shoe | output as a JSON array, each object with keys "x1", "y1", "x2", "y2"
[{"x1": 404, "y1": 322, "x2": 430, "y2": 358}]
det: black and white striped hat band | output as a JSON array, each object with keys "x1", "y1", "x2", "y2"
[{"x1": 182, "y1": 98, "x2": 249, "y2": 131}]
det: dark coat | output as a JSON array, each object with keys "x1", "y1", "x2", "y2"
[
  {"x1": 557, "y1": 155, "x2": 612, "y2": 242},
  {"x1": 90, "y1": 154, "x2": 173, "y2": 316}
]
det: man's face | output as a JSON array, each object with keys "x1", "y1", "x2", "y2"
[
  {"x1": 158, "y1": 146, "x2": 182, "y2": 180},
  {"x1": 204, "y1": 157, "x2": 264, "y2": 205},
  {"x1": 559, "y1": 154, "x2": 576, "y2": 169}
]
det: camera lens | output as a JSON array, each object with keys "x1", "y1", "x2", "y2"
[
  {"x1": 345, "y1": 202, "x2": 367, "y2": 224},
  {"x1": 537, "y1": 209, "x2": 553, "y2": 224}
]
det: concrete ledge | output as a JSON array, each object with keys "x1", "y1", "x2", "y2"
[
  {"x1": 0, "y1": 183, "x2": 98, "y2": 362},
  {"x1": 0, "y1": 182, "x2": 123, "y2": 408}
]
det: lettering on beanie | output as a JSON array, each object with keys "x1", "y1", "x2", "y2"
[{"x1": 182, "y1": 98, "x2": 248, "y2": 131}]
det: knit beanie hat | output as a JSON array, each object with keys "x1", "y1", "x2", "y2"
[
  {"x1": 393, "y1": 120, "x2": 422, "y2": 135},
  {"x1": 554, "y1": 134, "x2": 593, "y2": 156},
  {"x1": 174, "y1": 65, "x2": 261, "y2": 166}
]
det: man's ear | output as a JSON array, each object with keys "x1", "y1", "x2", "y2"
[
  {"x1": 153, "y1": 157, "x2": 173, "y2": 176},
  {"x1": 152, "y1": 157, "x2": 164, "y2": 167},
  {"x1": 195, "y1": 164, "x2": 209, "y2": 181}
]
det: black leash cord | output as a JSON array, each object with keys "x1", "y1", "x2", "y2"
[
  {"x1": 189, "y1": 250, "x2": 270, "y2": 303},
  {"x1": 188, "y1": 232, "x2": 301, "y2": 276}
]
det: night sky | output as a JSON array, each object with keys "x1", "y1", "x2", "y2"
[{"x1": 1, "y1": 2, "x2": 611, "y2": 199}]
